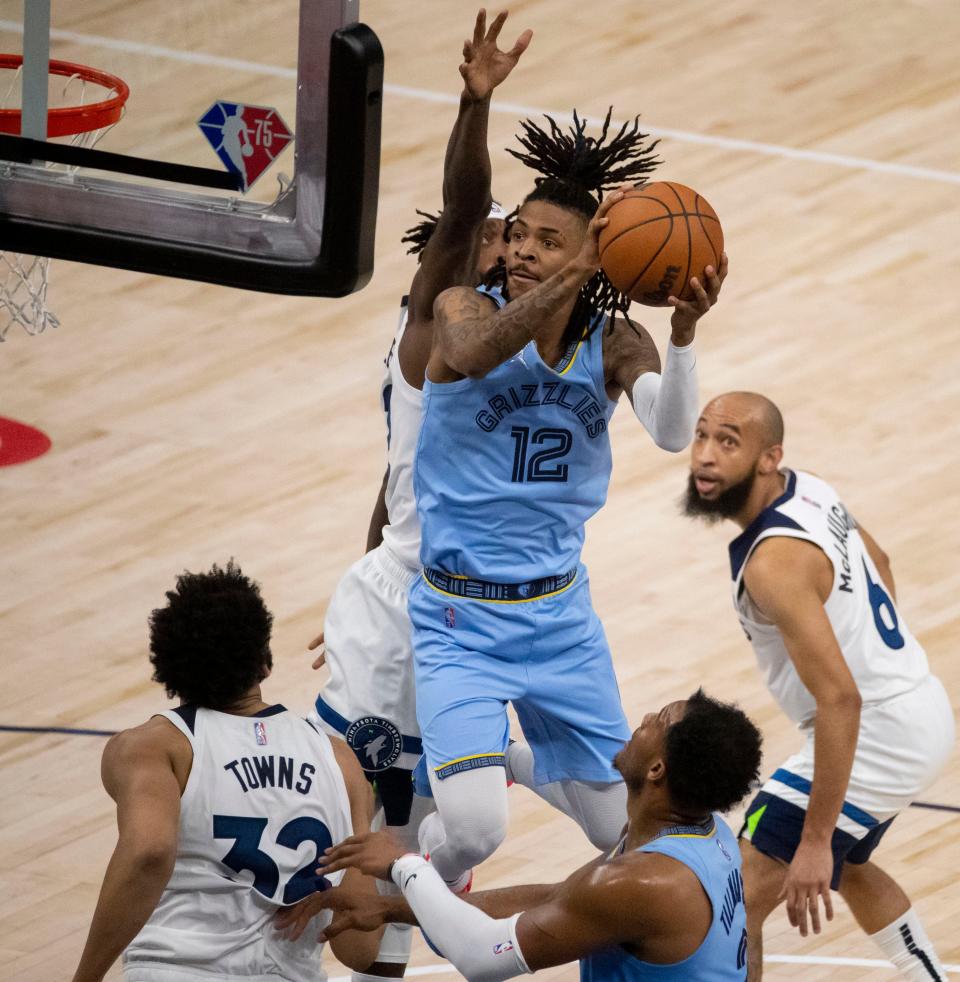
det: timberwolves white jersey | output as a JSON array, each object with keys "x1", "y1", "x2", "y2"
[
  {"x1": 123, "y1": 705, "x2": 352, "y2": 981},
  {"x1": 379, "y1": 299, "x2": 424, "y2": 572},
  {"x1": 730, "y1": 470, "x2": 930, "y2": 726}
]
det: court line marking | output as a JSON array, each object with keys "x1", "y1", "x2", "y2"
[
  {"x1": 0, "y1": 724, "x2": 118, "y2": 737},
  {"x1": 4, "y1": 725, "x2": 959, "y2": 815},
  {"x1": 0, "y1": 20, "x2": 959, "y2": 186}
]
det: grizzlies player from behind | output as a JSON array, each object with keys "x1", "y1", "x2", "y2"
[
  {"x1": 410, "y1": 112, "x2": 727, "y2": 889},
  {"x1": 285, "y1": 691, "x2": 763, "y2": 982},
  {"x1": 308, "y1": 9, "x2": 531, "y2": 980},
  {"x1": 685, "y1": 392, "x2": 954, "y2": 981},
  {"x1": 71, "y1": 562, "x2": 382, "y2": 982}
]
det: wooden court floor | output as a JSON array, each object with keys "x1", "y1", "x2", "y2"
[{"x1": 1, "y1": 1, "x2": 958, "y2": 978}]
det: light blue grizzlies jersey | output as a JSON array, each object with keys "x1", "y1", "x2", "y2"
[
  {"x1": 414, "y1": 287, "x2": 615, "y2": 581},
  {"x1": 580, "y1": 816, "x2": 747, "y2": 982}
]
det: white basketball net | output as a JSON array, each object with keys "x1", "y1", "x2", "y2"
[
  {"x1": 0, "y1": 251, "x2": 59, "y2": 335},
  {"x1": 0, "y1": 67, "x2": 122, "y2": 341}
]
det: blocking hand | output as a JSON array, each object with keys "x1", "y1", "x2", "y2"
[{"x1": 460, "y1": 9, "x2": 532, "y2": 101}]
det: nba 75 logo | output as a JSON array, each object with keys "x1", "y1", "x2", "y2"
[{"x1": 198, "y1": 101, "x2": 294, "y2": 191}]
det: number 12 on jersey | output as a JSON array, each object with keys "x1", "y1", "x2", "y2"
[{"x1": 510, "y1": 426, "x2": 573, "y2": 483}]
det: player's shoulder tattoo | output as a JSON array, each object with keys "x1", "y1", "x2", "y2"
[
  {"x1": 603, "y1": 313, "x2": 661, "y2": 375},
  {"x1": 435, "y1": 287, "x2": 488, "y2": 324}
]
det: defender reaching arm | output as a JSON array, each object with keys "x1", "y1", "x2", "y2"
[{"x1": 401, "y1": 9, "x2": 531, "y2": 382}]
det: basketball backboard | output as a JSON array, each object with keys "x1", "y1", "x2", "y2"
[{"x1": 0, "y1": 0, "x2": 383, "y2": 299}]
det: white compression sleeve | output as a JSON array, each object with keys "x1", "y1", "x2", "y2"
[
  {"x1": 391, "y1": 855, "x2": 531, "y2": 982},
  {"x1": 630, "y1": 340, "x2": 698, "y2": 452}
]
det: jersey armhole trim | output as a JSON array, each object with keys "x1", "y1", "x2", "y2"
[{"x1": 170, "y1": 704, "x2": 198, "y2": 735}]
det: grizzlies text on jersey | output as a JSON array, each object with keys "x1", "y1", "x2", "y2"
[
  {"x1": 409, "y1": 288, "x2": 630, "y2": 787},
  {"x1": 415, "y1": 287, "x2": 615, "y2": 582}
]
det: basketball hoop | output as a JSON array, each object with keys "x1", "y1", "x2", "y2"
[{"x1": 0, "y1": 56, "x2": 129, "y2": 340}]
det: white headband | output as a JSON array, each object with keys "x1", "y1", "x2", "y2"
[{"x1": 488, "y1": 200, "x2": 508, "y2": 221}]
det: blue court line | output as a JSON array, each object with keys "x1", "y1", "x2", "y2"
[
  {"x1": 0, "y1": 724, "x2": 118, "y2": 737},
  {"x1": 909, "y1": 800, "x2": 960, "y2": 814},
  {"x1": 3, "y1": 725, "x2": 959, "y2": 817}
]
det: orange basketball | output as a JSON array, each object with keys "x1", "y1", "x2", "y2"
[{"x1": 599, "y1": 182, "x2": 723, "y2": 307}]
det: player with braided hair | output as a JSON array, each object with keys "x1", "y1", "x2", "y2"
[
  {"x1": 503, "y1": 109, "x2": 660, "y2": 341},
  {"x1": 307, "y1": 10, "x2": 530, "y2": 980},
  {"x1": 409, "y1": 109, "x2": 728, "y2": 892}
]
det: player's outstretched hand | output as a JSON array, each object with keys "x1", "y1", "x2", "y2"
[
  {"x1": 308, "y1": 631, "x2": 325, "y2": 669},
  {"x1": 316, "y1": 829, "x2": 408, "y2": 881},
  {"x1": 780, "y1": 839, "x2": 834, "y2": 938},
  {"x1": 460, "y1": 9, "x2": 533, "y2": 102},
  {"x1": 668, "y1": 251, "x2": 728, "y2": 346},
  {"x1": 274, "y1": 885, "x2": 391, "y2": 942}
]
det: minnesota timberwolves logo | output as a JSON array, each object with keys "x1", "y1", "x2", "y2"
[{"x1": 345, "y1": 716, "x2": 403, "y2": 772}]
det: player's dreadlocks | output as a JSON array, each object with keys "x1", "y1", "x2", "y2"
[
  {"x1": 401, "y1": 209, "x2": 441, "y2": 261},
  {"x1": 401, "y1": 205, "x2": 516, "y2": 279},
  {"x1": 504, "y1": 108, "x2": 662, "y2": 346}
]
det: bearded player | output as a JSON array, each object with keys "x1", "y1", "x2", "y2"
[{"x1": 685, "y1": 392, "x2": 954, "y2": 980}]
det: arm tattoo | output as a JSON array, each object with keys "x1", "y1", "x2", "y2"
[
  {"x1": 602, "y1": 313, "x2": 661, "y2": 392},
  {"x1": 439, "y1": 268, "x2": 586, "y2": 375}
]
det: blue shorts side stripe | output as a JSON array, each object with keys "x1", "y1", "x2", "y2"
[{"x1": 772, "y1": 768, "x2": 879, "y2": 829}]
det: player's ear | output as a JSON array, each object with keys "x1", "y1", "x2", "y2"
[
  {"x1": 758, "y1": 444, "x2": 783, "y2": 475},
  {"x1": 646, "y1": 756, "x2": 666, "y2": 784}
]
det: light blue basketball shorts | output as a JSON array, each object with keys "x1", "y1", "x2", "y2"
[{"x1": 408, "y1": 566, "x2": 630, "y2": 787}]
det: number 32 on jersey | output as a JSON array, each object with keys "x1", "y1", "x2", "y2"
[{"x1": 214, "y1": 814, "x2": 333, "y2": 905}]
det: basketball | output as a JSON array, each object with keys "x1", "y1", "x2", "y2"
[{"x1": 599, "y1": 182, "x2": 724, "y2": 307}]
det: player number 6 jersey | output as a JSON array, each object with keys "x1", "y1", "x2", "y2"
[{"x1": 729, "y1": 470, "x2": 930, "y2": 726}]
